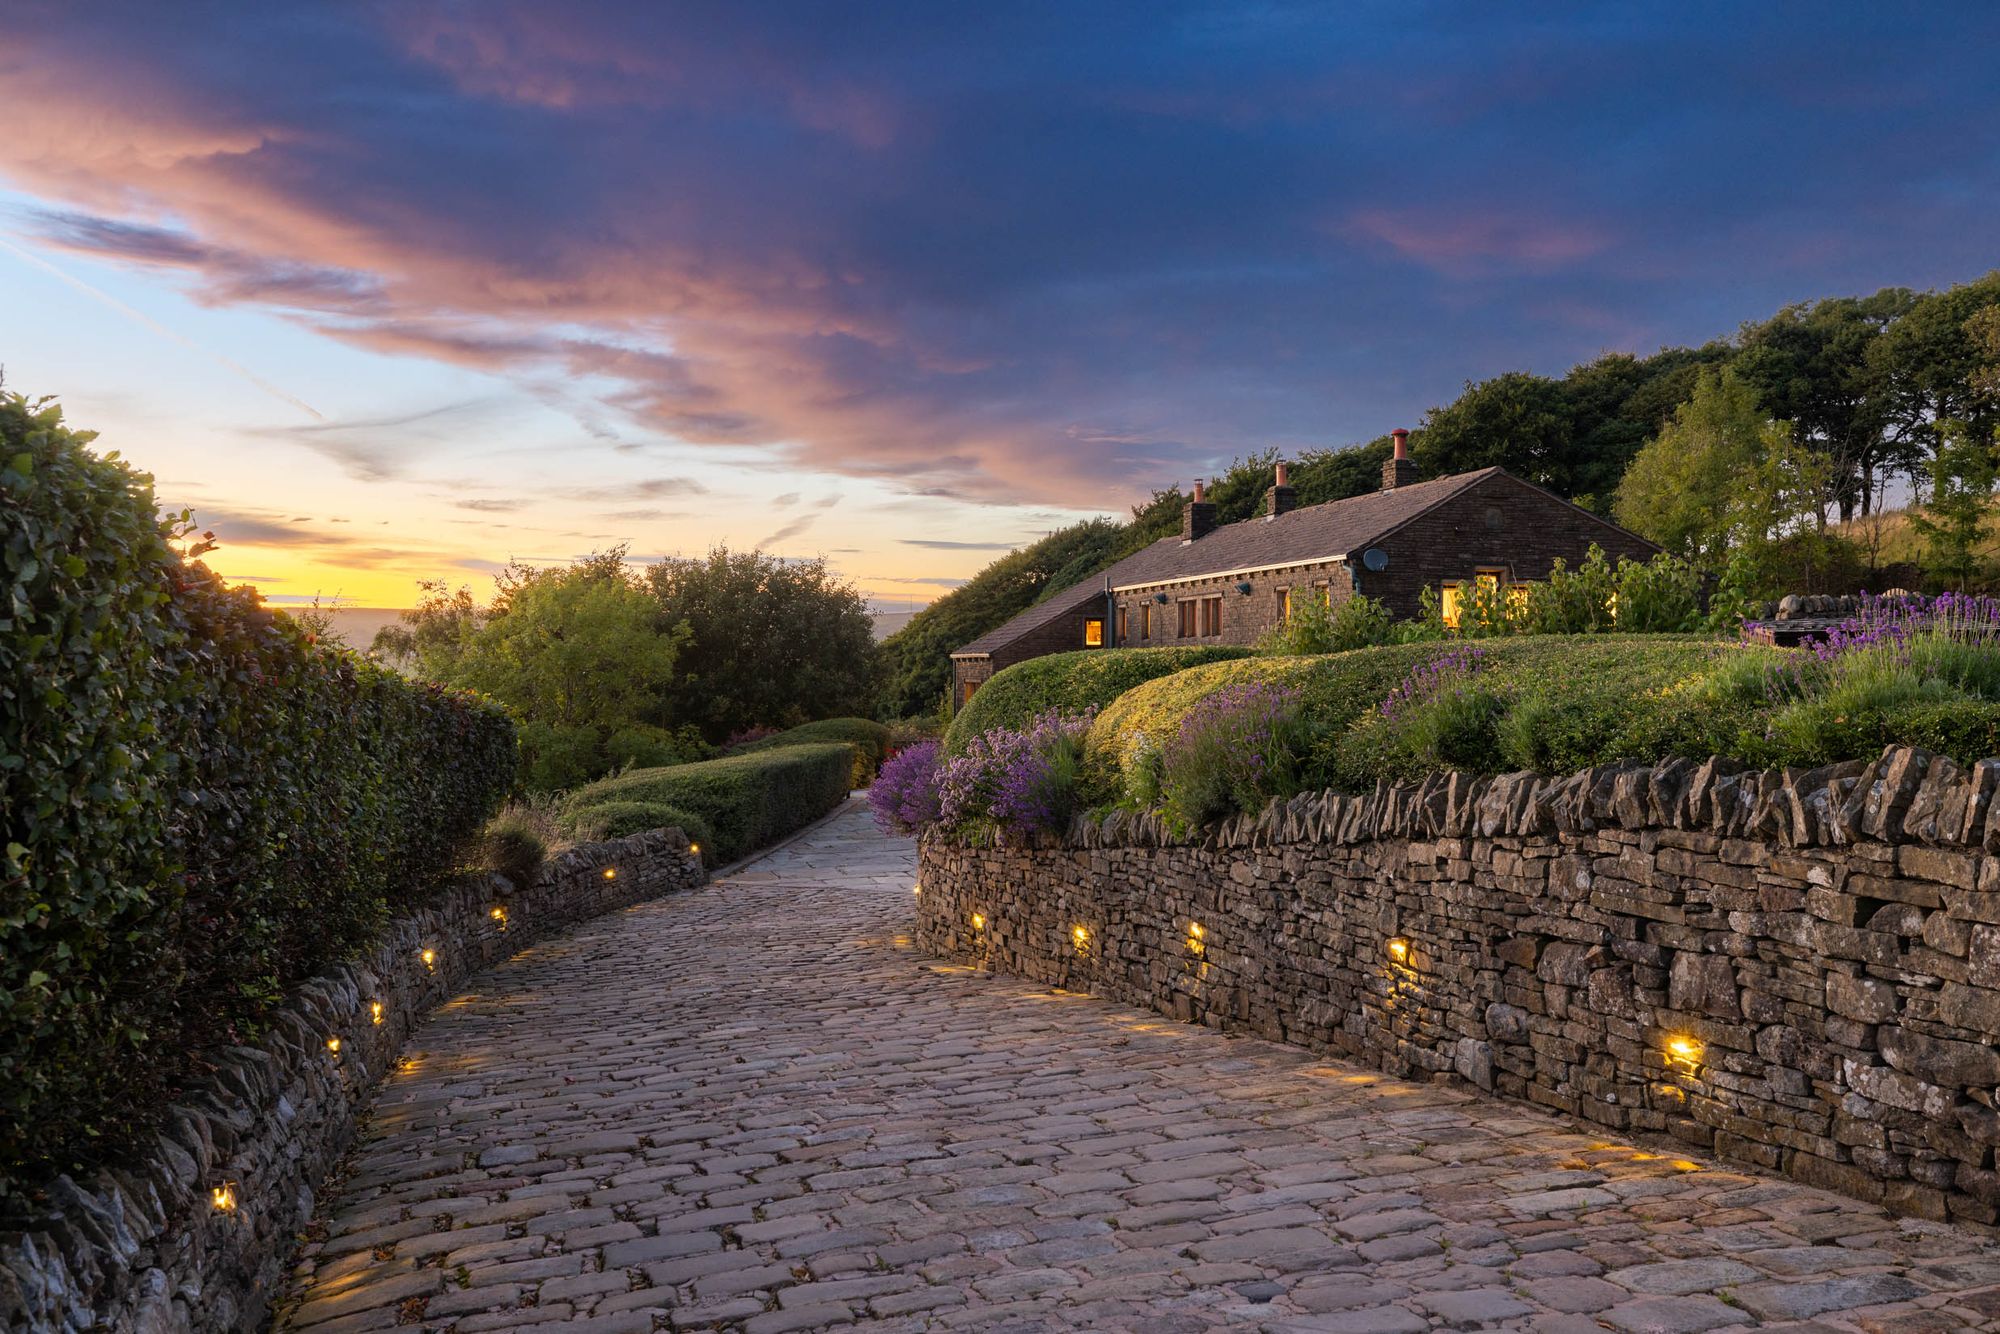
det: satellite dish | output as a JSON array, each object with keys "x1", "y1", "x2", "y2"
[{"x1": 1362, "y1": 548, "x2": 1389, "y2": 572}]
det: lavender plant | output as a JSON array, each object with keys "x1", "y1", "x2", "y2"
[
  {"x1": 867, "y1": 739, "x2": 942, "y2": 835},
  {"x1": 1154, "y1": 682, "x2": 1306, "y2": 831},
  {"x1": 935, "y1": 708, "x2": 1096, "y2": 840}
]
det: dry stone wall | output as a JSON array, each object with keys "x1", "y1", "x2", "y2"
[
  {"x1": 1, "y1": 829, "x2": 704, "y2": 1333},
  {"x1": 916, "y1": 746, "x2": 2000, "y2": 1227}
]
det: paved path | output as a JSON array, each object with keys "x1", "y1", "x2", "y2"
[{"x1": 282, "y1": 798, "x2": 2000, "y2": 1333}]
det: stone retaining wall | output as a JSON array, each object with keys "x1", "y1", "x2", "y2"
[
  {"x1": 916, "y1": 746, "x2": 2000, "y2": 1227},
  {"x1": 1, "y1": 829, "x2": 705, "y2": 1333}
]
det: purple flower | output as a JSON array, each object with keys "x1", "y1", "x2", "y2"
[
  {"x1": 934, "y1": 707, "x2": 1096, "y2": 838},
  {"x1": 868, "y1": 740, "x2": 942, "y2": 834},
  {"x1": 1381, "y1": 646, "x2": 1487, "y2": 721}
]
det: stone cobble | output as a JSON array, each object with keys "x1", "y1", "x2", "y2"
[{"x1": 280, "y1": 798, "x2": 2000, "y2": 1331}]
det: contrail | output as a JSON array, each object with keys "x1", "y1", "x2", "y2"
[{"x1": 0, "y1": 231, "x2": 324, "y2": 420}]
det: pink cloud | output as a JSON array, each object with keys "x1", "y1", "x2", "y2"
[{"x1": 1346, "y1": 207, "x2": 1613, "y2": 277}]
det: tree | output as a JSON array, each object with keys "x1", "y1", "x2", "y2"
[
  {"x1": 1735, "y1": 290, "x2": 1912, "y2": 517},
  {"x1": 453, "y1": 562, "x2": 682, "y2": 731},
  {"x1": 1869, "y1": 272, "x2": 2000, "y2": 494},
  {"x1": 645, "y1": 547, "x2": 876, "y2": 741},
  {"x1": 1412, "y1": 372, "x2": 1575, "y2": 491},
  {"x1": 1614, "y1": 369, "x2": 1774, "y2": 571},
  {"x1": 1907, "y1": 422, "x2": 1999, "y2": 590}
]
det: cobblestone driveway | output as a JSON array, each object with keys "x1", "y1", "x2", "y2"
[{"x1": 281, "y1": 798, "x2": 2000, "y2": 1333}]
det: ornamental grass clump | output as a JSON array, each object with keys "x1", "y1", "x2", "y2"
[
  {"x1": 935, "y1": 708, "x2": 1095, "y2": 840},
  {"x1": 1154, "y1": 682, "x2": 1307, "y2": 831},
  {"x1": 868, "y1": 739, "x2": 943, "y2": 835}
]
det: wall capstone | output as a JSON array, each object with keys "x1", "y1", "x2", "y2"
[
  {"x1": 917, "y1": 746, "x2": 2000, "y2": 1228},
  {"x1": 1, "y1": 828, "x2": 704, "y2": 1333}
]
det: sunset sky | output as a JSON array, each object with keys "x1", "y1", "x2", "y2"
[{"x1": 4, "y1": 3, "x2": 1999, "y2": 608}]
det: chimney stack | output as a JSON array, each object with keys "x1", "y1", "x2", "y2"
[
  {"x1": 1182, "y1": 478, "x2": 1217, "y2": 541},
  {"x1": 1382, "y1": 428, "x2": 1418, "y2": 490},
  {"x1": 1265, "y1": 460, "x2": 1296, "y2": 519}
]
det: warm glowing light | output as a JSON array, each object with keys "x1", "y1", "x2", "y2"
[
  {"x1": 1667, "y1": 1035, "x2": 1702, "y2": 1060},
  {"x1": 420, "y1": 948, "x2": 436, "y2": 971},
  {"x1": 688, "y1": 843, "x2": 700, "y2": 856},
  {"x1": 1072, "y1": 925, "x2": 1089, "y2": 951},
  {"x1": 1185, "y1": 924, "x2": 1206, "y2": 956},
  {"x1": 971, "y1": 912, "x2": 986, "y2": 930},
  {"x1": 211, "y1": 1183, "x2": 237, "y2": 1212},
  {"x1": 1188, "y1": 922, "x2": 1205, "y2": 939},
  {"x1": 490, "y1": 905, "x2": 508, "y2": 929},
  {"x1": 1386, "y1": 937, "x2": 1410, "y2": 964},
  {"x1": 604, "y1": 867, "x2": 617, "y2": 880},
  {"x1": 370, "y1": 1001, "x2": 384, "y2": 1026},
  {"x1": 325, "y1": 1036, "x2": 342, "y2": 1055}
]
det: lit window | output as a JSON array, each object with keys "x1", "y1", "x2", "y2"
[
  {"x1": 1277, "y1": 588, "x2": 1291, "y2": 621},
  {"x1": 1476, "y1": 568, "x2": 1504, "y2": 594},
  {"x1": 1441, "y1": 582, "x2": 1463, "y2": 628},
  {"x1": 1506, "y1": 582, "x2": 1533, "y2": 614},
  {"x1": 1084, "y1": 618, "x2": 1104, "y2": 647},
  {"x1": 1141, "y1": 603, "x2": 1152, "y2": 640}
]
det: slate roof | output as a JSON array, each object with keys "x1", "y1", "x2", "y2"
[{"x1": 955, "y1": 467, "x2": 1508, "y2": 657}]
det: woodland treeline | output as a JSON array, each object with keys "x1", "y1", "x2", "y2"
[{"x1": 880, "y1": 271, "x2": 2000, "y2": 716}]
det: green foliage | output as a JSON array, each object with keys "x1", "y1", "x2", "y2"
[
  {"x1": 942, "y1": 646, "x2": 1253, "y2": 753},
  {"x1": 1257, "y1": 593, "x2": 1393, "y2": 655},
  {"x1": 735, "y1": 717, "x2": 891, "y2": 784},
  {"x1": 477, "y1": 811, "x2": 550, "y2": 888},
  {"x1": 645, "y1": 547, "x2": 878, "y2": 742},
  {"x1": 564, "y1": 743, "x2": 854, "y2": 864},
  {"x1": 1153, "y1": 684, "x2": 1308, "y2": 831},
  {"x1": 557, "y1": 799, "x2": 715, "y2": 857},
  {"x1": 877, "y1": 519, "x2": 1126, "y2": 719},
  {"x1": 1, "y1": 392, "x2": 513, "y2": 1180},
  {"x1": 1908, "y1": 422, "x2": 1998, "y2": 590}
]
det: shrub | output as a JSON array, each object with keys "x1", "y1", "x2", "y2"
[
  {"x1": 557, "y1": 799, "x2": 715, "y2": 857},
  {"x1": 478, "y1": 810, "x2": 551, "y2": 889},
  {"x1": 936, "y1": 710, "x2": 1095, "y2": 840},
  {"x1": 869, "y1": 740, "x2": 943, "y2": 835},
  {"x1": 604, "y1": 722, "x2": 709, "y2": 772},
  {"x1": 518, "y1": 719, "x2": 615, "y2": 793},
  {"x1": 1, "y1": 392, "x2": 514, "y2": 1180},
  {"x1": 735, "y1": 717, "x2": 891, "y2": 784},
  {"x1": 942, "y1": 646, "x2": 1253, "y2": 754},
  {"x1": 1257, "y1": 593, "x2": 1393, "y2": 655},
  {"x1": 1155, "y1": 683, "x2": 1308, "y2": 830},
  {"x1": 1091, "y1": 636, "x2": 1770, "y2": 796},
  {"x1": 885, "y1": 717, "x2": 942, "y2": 754},
  {"x1": 564, "y1": 742, "x2": 853, "y2": 863}
]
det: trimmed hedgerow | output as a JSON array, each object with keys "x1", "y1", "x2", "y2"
[
  {"x1": 943, "y1": 646, "x2": 1254, "y2": 754},
  {"x1": 734, "y1": 716, "x2": 890, "y2": 784},
  {"x1": 1, "y1": 392, "x2": 514, "y2": 1182},
  {"x1": 564, "y1": 742, "x2": 853, "y2": 864},
  {"x1": 556, "y1": 800, "x2": 716, "y2": 862},
  {"x1": 1088, "y1": 636, "x2": 1770, "y2": 795}
]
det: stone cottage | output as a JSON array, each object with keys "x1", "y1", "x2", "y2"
[{"x1": 949, "y1": 431, "x2": 1659, "y2": 704}]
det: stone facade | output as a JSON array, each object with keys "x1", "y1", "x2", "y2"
[
  {"x1": 917, "y1": 746, "x2": 2000, "y2": 1227},
  {"x1": 0, "y1": 829, "x2": 705, "y2": 1333}
]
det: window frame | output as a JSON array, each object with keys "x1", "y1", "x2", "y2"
[
  {"x1": 1177, "y1": 598, "x2": 1197, "y2": 638},
  {"x1": 1200, "y1": 594, "x2": 1223, "y2": 637},
  {"x1": 1083, "y1": 617, "x2": 1104, "y2": 647}
]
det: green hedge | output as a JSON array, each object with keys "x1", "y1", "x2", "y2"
[
  {"x1": 557, "y1": 799, "x2": 717, "y2": 861},
  {"x1": 564, "y1": 742, "x2": 853, "y2": 864},
  {"x1": 1, "y1": 393, "x2": 514, "y2": 1180},
  {"x1": 1089, "y1": 636, "x2": 1765, "y2": 790},
  {"x1": 735, "y1": 716, "x2": 889, "y2": 784},
  {"x1": 944, "y1": 646, "x2": 1255, "y2": 753}
]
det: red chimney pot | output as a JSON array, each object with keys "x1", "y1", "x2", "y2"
[
  {"x1": 1391, "y1": 428, "x2": 1409, "y2": 459},
  {"x1": 1274, "y1": 461, "x2": 1289, "y2": 486},
  {"x1": 1193, "y1": 479, "x2": 1206, "y2": 503}
]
